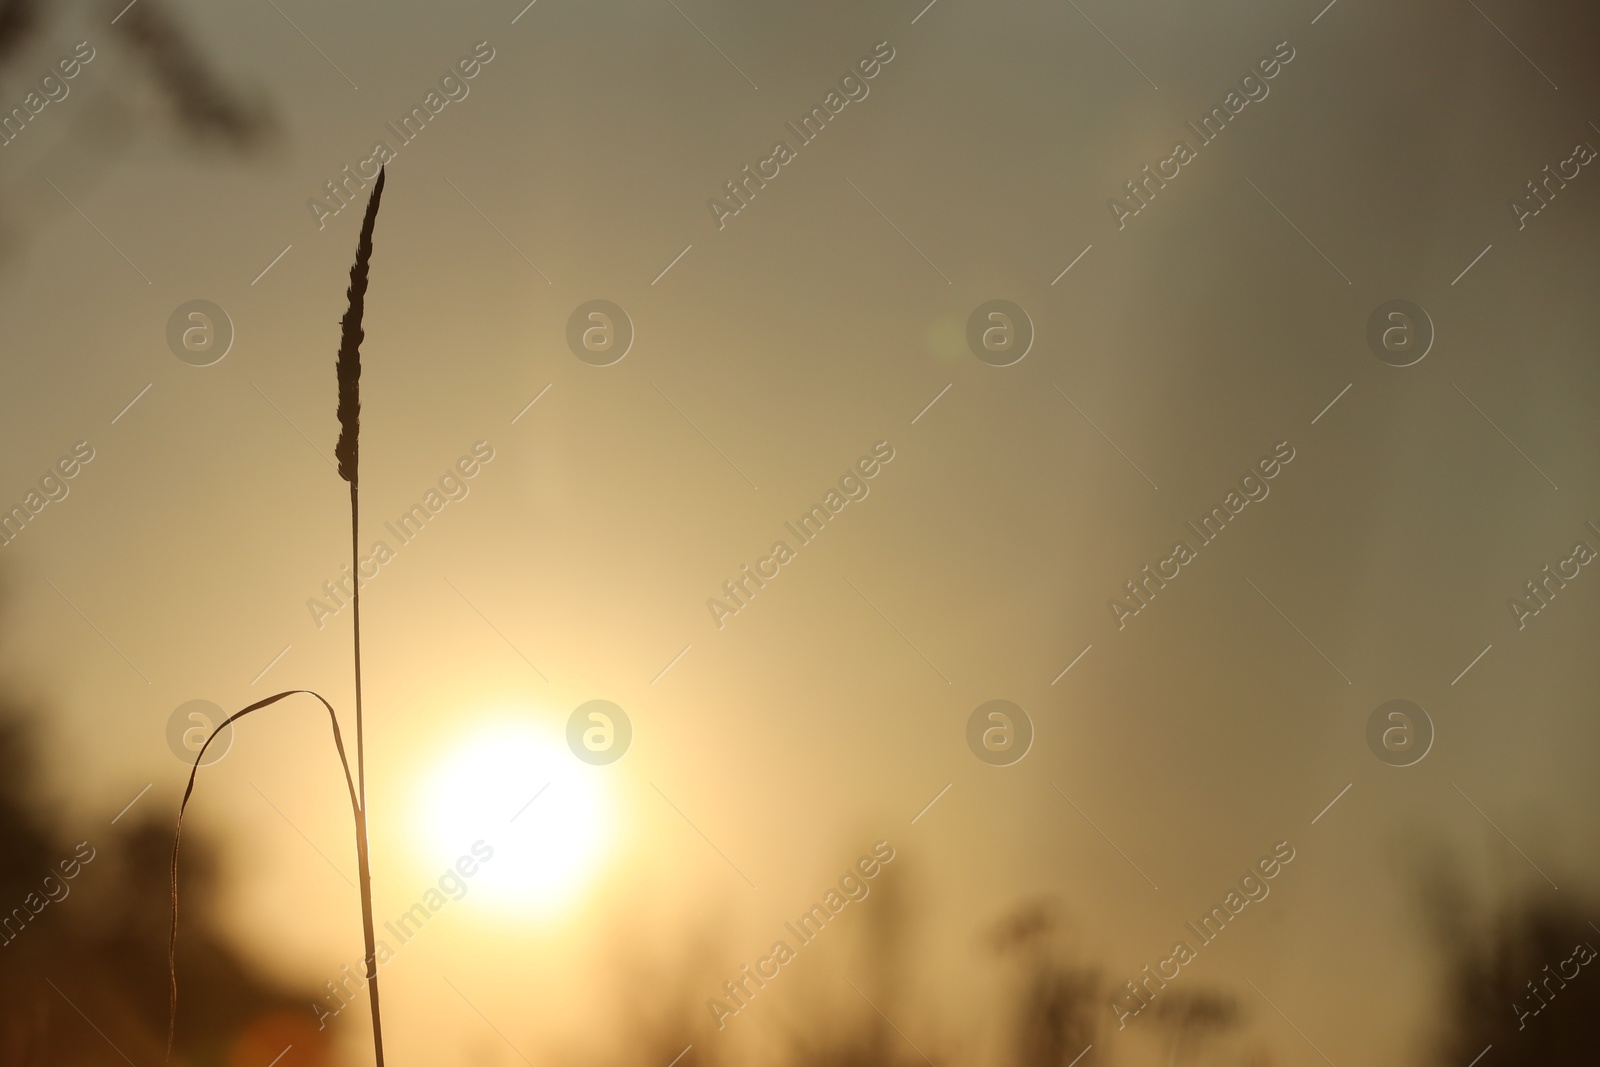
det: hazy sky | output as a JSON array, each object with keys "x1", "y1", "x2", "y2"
[{"x1": 2, "y1": 0, "x2": 1598, "y2": 1065}]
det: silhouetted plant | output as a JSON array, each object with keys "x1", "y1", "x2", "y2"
[
  {"x1": 169, "y1": 171, "x2": 388, "y2": 1066},
  {"x1": 1148, "y1": 990, "x2": 1238, "y2": 1066},
  {"x1": 990, "y1": 900, "x2": 1101, "y2": 1067}
]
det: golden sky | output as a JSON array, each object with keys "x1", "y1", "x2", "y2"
[{"x1": 1, "y1": 0, "x2": 1598, "y2": 1064}]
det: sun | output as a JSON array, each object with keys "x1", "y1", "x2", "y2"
[{"x1": 413, "y1": 717, "x2": 609, "y2": 914}]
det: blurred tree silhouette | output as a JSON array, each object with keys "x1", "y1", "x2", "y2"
[
  {"x1": 0, "y1": 0, "x2": 273, "y2": 253},
  {"x1": 1429, "y1": 893, "x2": 1600, "y2": 1063},
  {"x1": 1147, "y1": 992, "x2": 1237, "y2": 1067},
  {"x1": 990, "y1": 899, "x2": 1101, "y2": 1067},
  {"x1": 0, "y1": 0, "x2": 270, "y2": 142},
  {"x1": 785, "y1": 859, "x2": 918, "y2": 1067},
  {"x1": 1411, "y1": 841, "x2": 1600, "y2": 1064},
  {"x1": 987, "y1": 898, "x2": 1248, "y2": 1067},
  {"x1": 0, "y1": 6, "x2": 295, "y2": 1057},
  {"x1": 0, "y1": 706, "x2": 333, "y2": 1065}
]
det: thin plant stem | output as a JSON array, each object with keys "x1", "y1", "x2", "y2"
[
  {"x1": 352, "y1": 479, "x2": 385, "y2": 1067},
  {"x1": 171, "y1": 169, "x2": 387, "y2": 1067}
]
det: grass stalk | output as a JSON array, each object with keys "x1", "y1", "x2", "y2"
[
  {"x1": 338, "y1": 168, "x2": 387, "y2": 1067},
  {"x1": 170, "y1": 168, "x2": 388, "y2": 1067}
]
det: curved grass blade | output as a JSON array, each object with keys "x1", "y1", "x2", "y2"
[{"x1": 167, "y1": 689, "x2": 358, "y2": 1060}]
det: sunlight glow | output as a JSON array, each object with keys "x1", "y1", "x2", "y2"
[{"x1": 414, "y1": 718, "x2": 608, "y2": 914}]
